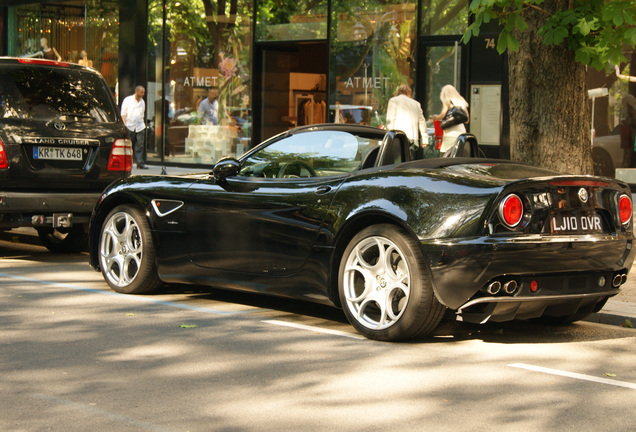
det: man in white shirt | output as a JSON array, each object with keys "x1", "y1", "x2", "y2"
[
  {"x1": 386, "y1": 84, "x2": 428, "y2": 157},
  {"x1": 198, "y1": 88, "x2": 219, "y2": 125},
  {"x1": 121, "y1": 85, "x2": 148, "y2": 169}
]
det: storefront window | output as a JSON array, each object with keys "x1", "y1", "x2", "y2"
[
  {"x1": 148, "y1": 0, "x2": 252, "y2": 165},
  {"x1": 256, "y1": 0, "x2": 328, "y2": 41},
  {"x1": 7, "y1": 1, "x2": 119, "y2": 95},
  {"x1": 590, "y1": 53, "x2": 636, "y2": 178},
  {"x1": 420, "y1": 0, "x2": 468, "y2": 36},
  {"x1": 329, "y1": 0, "x2": 418, "y2": 128}
]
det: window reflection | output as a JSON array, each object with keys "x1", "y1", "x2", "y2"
[
  {"x1": 147, "y1": 0, "x2": 253, "y2": 165},
  {"x1": 240, "y1": 130, "x2": 381, "y2": 177}
]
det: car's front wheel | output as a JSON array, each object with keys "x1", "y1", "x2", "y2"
[
  {"x1": 338, "y1": 224, "x2": 445, "y2": 341},
  {"x1": 98, "y1": 205, "x2": 161, "y2": 294}
]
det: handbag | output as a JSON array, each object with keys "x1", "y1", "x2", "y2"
[{"x1": 440, "y1": 106, "x2": 468, "y2": 129}]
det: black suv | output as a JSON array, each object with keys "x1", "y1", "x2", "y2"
[{"x1": 0, "y1": 58, "x2": 132, "y2": 252}]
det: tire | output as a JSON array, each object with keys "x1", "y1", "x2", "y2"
[
  {"x1": 98, "y1": 205, "x2": 162, "y2": 294},
  {"x1": 338, "y1": 224, "x2": 445, "y2": 341},
  {"x1": 592, "y1": 148, "x2": 615, "y2": 178},
  {"x1": 37, "y1": 224, "x2": 88, "y2": 253}
]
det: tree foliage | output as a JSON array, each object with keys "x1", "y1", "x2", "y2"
[{"x1": 463, "y1": 0, "x2": 636, "y2": 71}]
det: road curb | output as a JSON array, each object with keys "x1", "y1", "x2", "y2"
[{"x1": 583, "y1": 312, "x2": 634, "y2": 328}]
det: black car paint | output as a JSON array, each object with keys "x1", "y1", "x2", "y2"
[{"x1": 89, "y1": 126, "x2": 635, "y2": 324}]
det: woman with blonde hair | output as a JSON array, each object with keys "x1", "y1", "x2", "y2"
[{"x1": 433, "y1": 84, "x2": 469, "y2": 152}]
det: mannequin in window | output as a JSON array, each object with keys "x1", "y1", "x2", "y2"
[
  {"x1": 78, "y1": 50, "x2": 93, "y2": 68},
  {"x1": 25, "y1": 38, "x2": 62, "y2": 62}
]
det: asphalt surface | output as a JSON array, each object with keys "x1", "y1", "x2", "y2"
[{"x1": 1, "y1": 236, "x2": 636, "y2": 431}]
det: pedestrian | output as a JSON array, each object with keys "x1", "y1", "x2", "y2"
[
  {"x1": 433, "y1": 84, "x2": 469, "y2": 153},
  {"x1": 386, "y1": 84, "x2": 428, "y2": 158},
  {"x1": 198, "y1": 88, "x2": 219, "y2": 125},
  {"x1": 620, "y1": 93, "x2": 636, "y2": 168},
  {"x1": 121, "y1": 85, "x2": 148, "y2": 169}
]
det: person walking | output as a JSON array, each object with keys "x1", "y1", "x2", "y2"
[
  {"x1": 386, "y1": 84, "x2": 428, "y2": 157},
  {"x1": 121, "y1": 85, "x2": 148, "y2": 169},
  {"x1": 433, "y1": 84, "x2": 469, "y2": 153}
]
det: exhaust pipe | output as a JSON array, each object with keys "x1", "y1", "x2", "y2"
[
  {"x1": 621, "y1": 274, "x2": 627, "y2": 285},
  {"x1": 486, "y1": 281, "x2": 501, "y2": 295},
  {"x1": 612, "y1": 275, "x2": 622, "y2": 288},
  {"x1": 503, "y1": 280, "x2": 518, "y2": 295}
]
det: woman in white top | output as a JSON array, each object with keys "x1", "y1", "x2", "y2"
[{"x1": 433, "y1": 85, "x2": 469, "y2": 153}]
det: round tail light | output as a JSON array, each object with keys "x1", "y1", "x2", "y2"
[
  {"x1": 499, "y1": 194, "x2": 524, "y2": 228},
  {"x1": 618, "y1": 194, "x2": 632, "y2": 225}
]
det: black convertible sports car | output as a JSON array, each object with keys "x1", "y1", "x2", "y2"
[{"x1": 89, "y1": 124, "x2": 634, "y2": 341}]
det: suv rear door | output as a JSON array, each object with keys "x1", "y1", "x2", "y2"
[{"x1": 0, "y1": 58, "x2": 129, "y2": 192}]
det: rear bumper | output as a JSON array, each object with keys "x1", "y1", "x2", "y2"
[
  {"x1": 421, "y1": 233, "x2": 635, "y2": 316},
  {"x1": 0, "y1": 191, "x2": 101, "y2": 227}
]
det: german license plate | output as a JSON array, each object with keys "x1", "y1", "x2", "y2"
[
  {"x1": 33, "y1": 147, "x2": 83, "y2": 160},
  {"x1": 550, "y1": 213, "x2": 604, "y2": 234}
]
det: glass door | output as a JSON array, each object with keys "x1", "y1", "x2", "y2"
[{"x1": 417, "y1": 37, "x2": 464, "y2": 121}]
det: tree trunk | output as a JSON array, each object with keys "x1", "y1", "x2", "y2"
[{"x1": 508, "y1": 0, "x2": 592, "y2": 175}]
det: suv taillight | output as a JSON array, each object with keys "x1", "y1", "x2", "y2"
[
  {"x1": 107, "y1": 139, "x2": 133, "y2": 172},
  {"x1": 0, "y1": 138, "x2": 8, "y2": 169}
]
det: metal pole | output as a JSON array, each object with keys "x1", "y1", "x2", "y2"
[{"x1": 160, "y1": 0, "x2": 167, "y2": 175}]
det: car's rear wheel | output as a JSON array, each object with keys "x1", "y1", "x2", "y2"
[
  {"x1": 338, "y1": 224, "x2": 445, "y2": 341},
  {"x1": 37, "y1": 224, "x2": 88, "y2": 253},
  {"x1": 98, "y1": 205, "x2": 161, "y2": 294}
]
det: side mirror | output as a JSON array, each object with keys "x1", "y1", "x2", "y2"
[{"x1": 213, "y1": 157, "x2": 241, "y2": 180}]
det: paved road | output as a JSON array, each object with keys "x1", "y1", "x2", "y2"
[{"x1": 1, "y1": 236, "x2": 636, "y2": 431}]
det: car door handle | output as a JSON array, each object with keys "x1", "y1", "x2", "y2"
[{"x1": 315, "y1": 186, "x2": 332, "y2": 195}]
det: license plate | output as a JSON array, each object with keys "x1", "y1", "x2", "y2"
[
  {"x1": 550, "y1": 213, "x2": 604, "y2": 234},
  {"x1": 33, "y1": 147, "x2": 83, "y2": 160}
]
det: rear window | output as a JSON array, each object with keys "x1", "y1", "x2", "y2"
[{"x1": 0, "y1": 66, "x2": 117, "y2": 122}]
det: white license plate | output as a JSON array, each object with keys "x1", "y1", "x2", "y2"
[
  {"x1": 551, "y1": 213, "x2": 604, "y2": 234},
  {"x1": 33, "y1": 147, "x2": 83, "y2": 160}
]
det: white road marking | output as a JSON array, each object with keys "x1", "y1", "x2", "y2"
[
  {"x1": 509, "y1": 363, "x2": 636, "y2": 390},
  {"x1": 263, "y1": 319, "x2": 365, "y2": 340}
]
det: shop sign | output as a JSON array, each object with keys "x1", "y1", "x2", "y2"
[
  {"x1": 341, "y1": 76, "x2": 390, "y2": 90},
  {"x1": 182, "y1": 68, "x2": 220, "y2": 87}
]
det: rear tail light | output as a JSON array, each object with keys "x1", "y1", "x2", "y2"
[
  {"x1": 0, "y1": 138, "x2": 8, "y2": 169},
  {"x1": 107, "y1": 138, "x2": 133, "y2": 172},
  {"x1": 18, "y1": 58, "x2": 69, "y2": 67},
  {"x1": 618, "y1": 194, "x2": 632, "y2": 225},
  {"x1": 499, "y1": 194, "x2": 524, "y2": 228}
]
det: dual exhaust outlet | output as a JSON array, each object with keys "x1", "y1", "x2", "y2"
[
  {"x1": 612, "y1": 273, "x2": 627, "y2": 288},
  {"x1": 485, "y1": 280, "x2": 518, "y2": 296}
]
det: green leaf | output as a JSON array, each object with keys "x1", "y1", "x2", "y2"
[
  {"x1": 515, "y1": 14, "x2": 528, "y2": 32},
  {"x1": 496, "y1": 32, "x2": 508, "y2": 54},
  {"x1": 507, "y1": 33, "x2": 519, "y2": 52},
  {"x1": 604, "y1": 373, "x2": 616, "y2": 377},
  {"x1": 179, "y1": 324, "x2": 198, "y2": 328},
  {"x1": 613, "y1": 14, "x2": 624, "y2": 26}
]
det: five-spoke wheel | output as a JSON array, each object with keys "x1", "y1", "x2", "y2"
[
  {"x1": 338, "y1": 224, "x2": 444, "y2": 341},
  {"x1": 99, "y1": 205, "x2": 161, "y2": 294}
]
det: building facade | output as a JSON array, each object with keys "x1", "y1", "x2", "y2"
[{"x1": 0, "y1": 0, "x2": 633, "y2": 174}]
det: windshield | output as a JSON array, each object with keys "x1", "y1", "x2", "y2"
[{"x1": 0, "y1": 66, "x2": 117, "y2": 122}]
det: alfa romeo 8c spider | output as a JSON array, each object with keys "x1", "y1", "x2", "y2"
[{"x1": 89, "y1": 125, "x2": 634, "y2": 341}]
